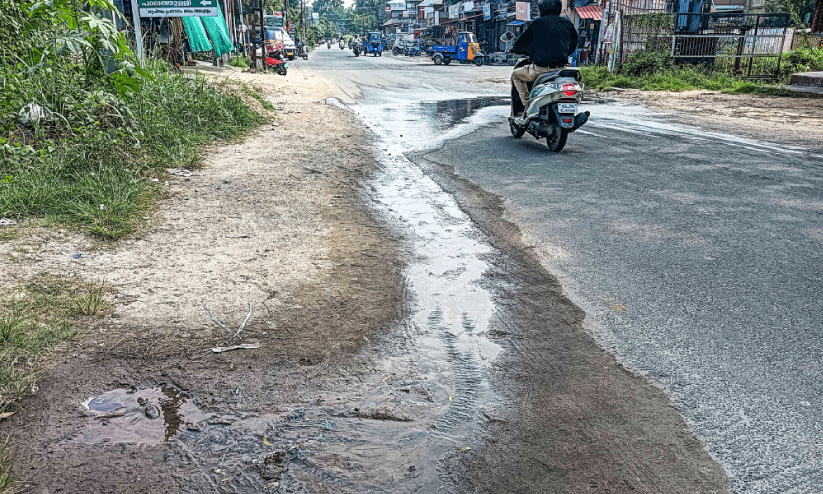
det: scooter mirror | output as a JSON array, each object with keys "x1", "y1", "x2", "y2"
[{"x1": 500, "y1": 31, "x2": 515, "y2": 43}]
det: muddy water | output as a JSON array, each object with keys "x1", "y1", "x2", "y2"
[
  {"x1": 74, "y1": 386, "x2": 209, "y2": 445},
  {"x1": 68, "y1": 95, "x2": 513, "y2": 493}
]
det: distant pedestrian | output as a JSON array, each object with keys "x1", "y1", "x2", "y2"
[{"x1": 580, "y1": 35, "x2": 590, "y2": 66}]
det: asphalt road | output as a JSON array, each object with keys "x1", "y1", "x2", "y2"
[{"x1": 299, "y1": 47, "x2": 823, "y2": 493}]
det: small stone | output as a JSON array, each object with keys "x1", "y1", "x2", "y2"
[{"x1": 144, "y1": 405, "x2": 161, "y2": 419}]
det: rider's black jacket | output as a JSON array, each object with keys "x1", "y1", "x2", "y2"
[{"x1": 512, "y1": 14, "x2": 578, "y2": 68}]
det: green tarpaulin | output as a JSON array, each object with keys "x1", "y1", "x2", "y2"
[
  {"x1": 181, "y1": 6, "x2": 234, "y2": 56},
  {"x1": 200, "y1": 5, "x2": 234, "y2": 56},
  {"x1": 182, "y1": 16, "x2": 213, "y2": 53}
]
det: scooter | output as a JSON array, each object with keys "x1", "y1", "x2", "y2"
[
  {"x1": 265, "y1": 47, "x2": 288, "y2": 76},
  {"x1": 352, "y1": 42, "x2": 361, "y2": 57},
  {"x1": 327, "y1": 41, "x2": 331, "y2": 49},
  {"x1": 508, "y1": 58, "x2": 589, "y2": 152},
  {"x1": 339, "y1": 39, "x2": 345, "y2": 50}
]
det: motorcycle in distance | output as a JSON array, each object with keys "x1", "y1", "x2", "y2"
[
  {"x1": 502, "y1": 34, "x2": 589, "y2": 152},
  {"x1": 352, "y1": 39, "x2": 362, "y2": 57},
  {"x1": 264, "y1": 44, "x2": 289, "y2": 76},
  {"x1": 327, "y1": 40, "x2": 331, "y2": 49},
  {"x1": 339, "y1": 39, "x2": 345, "y2": 49}
]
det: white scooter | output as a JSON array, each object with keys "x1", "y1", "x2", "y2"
[{"x1": 503, "y1": 34, "x2": 589, "y2": 152}]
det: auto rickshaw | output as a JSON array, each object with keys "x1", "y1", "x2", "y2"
[
  {"x1": 428, "y1": 31, "x2": 484, "y2": 66},
  {"x1": 365, "y1": 32, "x2": 383, "y2": 56}
]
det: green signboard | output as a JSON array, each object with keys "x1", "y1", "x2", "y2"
[
  {"x1": 137, "y1": 0, "x2": 218, "y2": 17},
  {"x1": 264, "y1": 12, "x2": 284, "y2": 28}
]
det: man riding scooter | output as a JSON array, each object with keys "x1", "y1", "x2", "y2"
[{"x1": 510, "y1": 0, "x2": 577, "y2": 123}]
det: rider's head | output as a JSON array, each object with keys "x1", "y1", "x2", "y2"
[{"x1": 538, "y1": 0, "x2": 562, "y2": 16}]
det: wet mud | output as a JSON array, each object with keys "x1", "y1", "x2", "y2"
[{"x1": 3, "y1": 68, "x2": 729, "y2": 492}]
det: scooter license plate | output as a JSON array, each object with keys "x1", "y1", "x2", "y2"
[{"x1": 557, "y1": 103, "x2": 577, "y2": 114}]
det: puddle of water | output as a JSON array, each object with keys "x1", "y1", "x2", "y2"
[{"x1": 74, "y1": 385, "x2": 210, "y2": 445}]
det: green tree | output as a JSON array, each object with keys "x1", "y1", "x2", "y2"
[{"x1": 766, "y1": 0, "x2": 815, "y2": 26}]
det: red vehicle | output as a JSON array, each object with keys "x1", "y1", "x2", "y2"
[{"x1": 265, "y1": 42, "x2": 289, "y2": 76}]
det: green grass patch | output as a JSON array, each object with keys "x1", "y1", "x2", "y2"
[
  {"x1": 582, "y1": 47, "x2": 823, "y2": 96},
  {"x1": 0, "y1": 274, "x2": 111, "y2": 412},
  {"x1": 0, "y1": 437, "x2": 11, "y2": 492},
  {"x1": 241, "y1": 83, "x2": 275, "y2": 112},
  {"x1": 1, "y1": 57, "x2": 264, "y2": 239},
  {"x1": 229, "y1": 56, "x2": 251, "y2": 68}
]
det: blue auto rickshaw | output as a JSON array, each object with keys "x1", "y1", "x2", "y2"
[
  {"x1": 428, "y1": 31, "x2": 484, "y2": 66},
  {"x1": 365, "y1": 32, "x2": 383, "y2": 56}
]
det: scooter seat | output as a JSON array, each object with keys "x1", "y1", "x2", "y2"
[{"x1": 533, "y1": 69, "x2": 581, "y2": 87}]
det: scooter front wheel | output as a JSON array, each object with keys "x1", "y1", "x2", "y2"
[
  {"x1": 546, "y1": 127, "x2": 568, "y2": 152},
  {"x1": 510, "y1": 120, "x2": 525, "y2": 138}
]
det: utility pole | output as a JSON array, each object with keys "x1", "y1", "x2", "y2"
[
  {"x1": 129, "y1": 0, "x2": 145, "y2": 67},
  {"x1": 300, "y1": 0, "x2": 305, "y2": 42}
]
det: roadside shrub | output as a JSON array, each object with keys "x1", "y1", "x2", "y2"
[
  {"x1": 229, "y1": 55, "x2": 250, "y2": 68},
  {"x1": 0, "y1": 1, "x2": 263, "y2": 238},
  {"x1": 621, "y1": 49, "x2": 674, "y2": 76},
  {"x1": 780, "y1": 47, "x2": 823, "y2": 75}
]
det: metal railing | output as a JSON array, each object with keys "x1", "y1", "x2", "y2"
[{"x1": 619, "y1": 13, "x2": 791, "y2": 78}]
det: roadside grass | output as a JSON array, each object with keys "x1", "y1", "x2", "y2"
[
  {"x1": 240, "y1": 83, "x2": 276, "y2": 111},
  {"x1": 0, "y1": 275, "x2": 111, "y2": 413},
  {"x1": 0, "y1": 438, "x2": 11, "y2": 491},
  {"x1": 1, "y1": 58, "x2": 264, "y2": 240},
  {"x1": 581, "y1": 47, "x2": 823, "y2": 96},
  {"x1": 581, "y1": 65, "x2": 796, "y2": 95},
  {"x1": 229, "y1": 55, "x2": 251, "y2": 68}
]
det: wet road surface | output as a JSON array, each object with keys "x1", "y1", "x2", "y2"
[
  {"x1": 304, "y1": 47, "x2": 823, "y2": 493},
  {"x1": 420, "y1": 102, "x2": 823, "y2": 494}
]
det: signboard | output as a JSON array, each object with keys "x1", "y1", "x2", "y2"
[
  {"x1": 137, "y1": 0, "x2": 217, "y2": 17},
  {"x1": 462, "y1": 1, "x2": 474, "y2": 12},
  {"x1": 515, "y1": 1, "x2": 530, "y2": 21},
  {"x1": 483, "y1": 2, "x2": 490, "y2": 20},
  {"x1": 389, "y1": 1, "x2": 406, "y2": 10},
  {"x1": 448, "y1": 3, "x2": 458, "y2": 18},
  {"x1": 311, "y1": 12, "x2": 320, "y2": 23},
  {"x1": 265, "y1": 12, "x2": 284, "y2": 27}
]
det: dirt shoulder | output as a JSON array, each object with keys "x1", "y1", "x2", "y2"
[
  {"x1": 0, "y1": 67, "x2": 405, "y2": 492},
  {"x1": 601, "y1": 88, "x2": 823, "y2": 147}
]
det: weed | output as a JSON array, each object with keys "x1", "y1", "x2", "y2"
[
  {"x1": 229, "y1": 56, "x2": 250, "y2": 68},
  {"x1": 0, "y1": 15, "x2": 263, "y2": 240},
  {"x1": 71, "y1": 280, "x2": 107, "y2": 316},
  {"x1": 0, "y1": 230, "x2": 16, "y2": 242},
  {"x1": 0, "y1": 437, "x2": 13, "y2": 492},
  {"x1": 241, "y1": 83, "x2": 276, "y2": 111}
]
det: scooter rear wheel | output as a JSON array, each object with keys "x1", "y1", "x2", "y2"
[
  {"x1": 510, "y1": 120, "x2": 525, "y2": 138},
  {"x1": 546, "y1": 127, "x2": 568, "y2": 152}
]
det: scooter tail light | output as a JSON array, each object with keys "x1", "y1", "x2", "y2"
[{"x1": 562, "y1": 83, "x2": 578, "y2": 97}]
